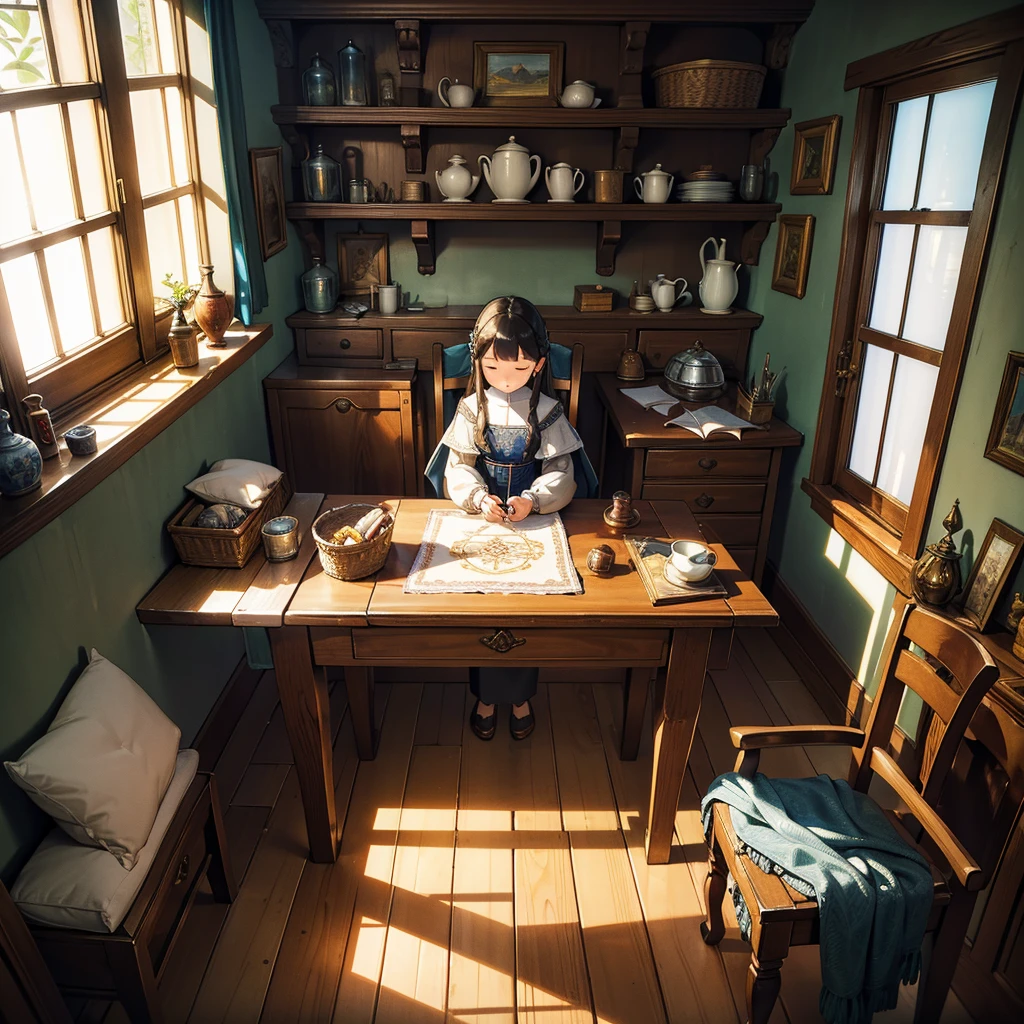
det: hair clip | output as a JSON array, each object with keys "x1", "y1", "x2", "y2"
[{"x1": 468, "y1": 328, "x2": 476, "y2": 356}]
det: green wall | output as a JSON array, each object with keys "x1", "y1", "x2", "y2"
[
  {"x1": 0, "y1": 0, "x2": 302, "y2": 884},
  {"x1": 745, "y1": 0, "x2": 1024, "y2": 695}
]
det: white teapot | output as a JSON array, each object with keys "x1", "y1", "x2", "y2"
[
  {"x1": 437, "y1": 77, "x2": 475, "y2": 107},
  {"x1": 559, "y1": 80, "x2": 600, "y2": 108},
  {"x1": 478, "y1": 136, "x2": 541, "y2": 203},
  {"x1": 435, "y1": 154, "x2": 480, "y2": 202},
  {"x1": 699, "y1": 237, "x2": 739, "y2": 313},
  {"x1": 634, "y1": 163, "x2": 674, "y2": 204}
]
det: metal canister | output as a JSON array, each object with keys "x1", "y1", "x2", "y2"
[
  {"x1": 262, "y1": 516, "x2": 300, "y2": 561},
  {"x1": 348, "y1": 178, "x2": 369, "y2": 203}
]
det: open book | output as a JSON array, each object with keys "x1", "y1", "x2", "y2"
[
  {"x1": 620, "y1": 384, "x2": 677, "y2": 416},
  {"x1": 663, "y1": 405, "x2": 755, "y2": 440}
]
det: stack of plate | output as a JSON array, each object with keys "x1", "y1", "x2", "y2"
[{"x1": 677, "y1": 180, "x2": 735, "y2": 202}]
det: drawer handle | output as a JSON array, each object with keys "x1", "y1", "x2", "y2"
[
  {"x1": 479, "y1": 628, "x2": 526, "y2": 654},
  {"x1": 695, "y1": 493, "x2": 715, "y2": 509},
  {"x1": 173, "y1": 853, "x2": 190, "y2": 886},
  {"x1": 338, "y1": 338, "x2": 351, "y2": 349},
  {"x1": 698, "y1": 457, "x2": 718, "y2": 471},
  {"x1": 335, "y1": 398, "x2": 353, "y2": 413}
]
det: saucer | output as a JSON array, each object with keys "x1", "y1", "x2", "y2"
[
  {"x1": 663, "y1": 560, "x2": 713, "y2": 588},
  {"x1": 700, "y1": 307, "x2": 733, "y2": 315}
]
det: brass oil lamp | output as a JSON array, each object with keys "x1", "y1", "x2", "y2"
[{"x1": 911, "y1": 499, "x2": 963, "y2": 607}]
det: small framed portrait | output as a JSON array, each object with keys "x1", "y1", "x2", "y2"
[
  {"x1": 336, "y1": 232, "x2": 389, "y2": 299},
  {"x1": 790, "y1": 115, "x2": 841, "y2": 195},
  {"x1": 249, "y1": 147, "x2": 287, "y2": 260},
  {"x1": 959, "y1": 518, "x2": 1024, "y2": 631},
  {"x1": 473, "y1": 42, "x2": 564, "y2": 106},
  {"x1": 985, "y1": 351, "x2": 1024, "y2": 477},
  {"x1": 771, "y1": 214, "x2": 815, "y2": 299}
]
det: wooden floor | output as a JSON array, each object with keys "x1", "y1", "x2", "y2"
[{"x1": 76, "y1": 629, "x2": 975, "y2": 1023}]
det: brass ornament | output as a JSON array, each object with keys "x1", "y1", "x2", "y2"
[
  {"x1": 479, "y1": 628, "x2": 527, "y2": 654},
  {"x1": 911, "y1": 499, "x2": 963, "y2": 607}
]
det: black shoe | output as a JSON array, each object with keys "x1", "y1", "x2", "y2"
[
  {"x1": 510, "y1": 701, "x2": 535, "y2": 741},
  {"x1": 470, "y1": 701, "x2": 496, "y2": 741}
]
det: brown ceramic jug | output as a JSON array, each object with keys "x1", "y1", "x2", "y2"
[{"x1": 193, "y1": 265, "x2": 232, "y2": 347}]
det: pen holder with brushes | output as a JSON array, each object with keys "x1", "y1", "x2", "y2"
[{"x1": 736, "y1": 385, "x2": 774, "y2": 425}]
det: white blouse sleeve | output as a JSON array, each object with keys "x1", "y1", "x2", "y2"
[
  {"x1": 444, "y1": 449, "x2": 487, "y2": 513},
  {"x1": 521, "y1": 455, "x2": 576, "y2": 514}
]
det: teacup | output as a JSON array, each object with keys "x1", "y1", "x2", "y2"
[{"x1": 667, "y1": 540, "x2": 717, "y2": 583}]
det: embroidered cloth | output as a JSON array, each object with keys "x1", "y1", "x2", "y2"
[{"x1": 404, "y1": 509, "x2": 582, "y2": 595}]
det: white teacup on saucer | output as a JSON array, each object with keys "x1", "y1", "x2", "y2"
[{"x1": 666, "y1": 540, "x2": 717, "y2": 583}]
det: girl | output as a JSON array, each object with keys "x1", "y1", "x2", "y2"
[{"x1": 426, "y1": 296, "x2": 594, "y2": 741}]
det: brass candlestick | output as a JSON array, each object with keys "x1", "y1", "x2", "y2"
[{"x1": 911, "y1": 499, "x2": 963, "y2": 607}]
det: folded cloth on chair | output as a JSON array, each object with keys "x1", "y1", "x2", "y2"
[{"x1": 702, "y1": 772, "x2": 933, "y2": 1024}]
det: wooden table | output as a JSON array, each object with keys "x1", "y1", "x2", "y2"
[{"x1": 137, "y1": 495, "x2": 776, "y2": 865}]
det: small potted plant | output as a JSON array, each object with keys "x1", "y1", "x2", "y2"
[{"x1": 162, "y1": 274, "x2": 199, "y2": 368}]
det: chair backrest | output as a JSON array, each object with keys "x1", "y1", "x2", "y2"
[{"x1": 432, "y1": 341, "x2": 583, "y2": 447}]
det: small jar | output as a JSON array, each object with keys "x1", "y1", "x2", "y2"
[
  {"x1": 338, "y1": 41, "x2": 368, "y2": 106},
  {"x1": 302, "y1": 143, "x2": 341, "y2": 202},
  {"x1": 301, "y1": 257, "x2": 339, "y2": 313},
  {"x1": 348, "y1": 178, "x2": 369, "y2": 204},
  {"x1": 378, "y1": 68, "x2": 396, "y2": 107},
  {"x1": 302, "y1": 53, "x2": 336, "y2": 106}
]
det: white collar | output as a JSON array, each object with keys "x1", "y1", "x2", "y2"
[{"x1": 485, "y1": 385, "x2": 531, "y2": 404}]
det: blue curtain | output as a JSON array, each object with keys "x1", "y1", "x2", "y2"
[{"x1": 204, "y1": 0, "x2": 268, "y2": 323}]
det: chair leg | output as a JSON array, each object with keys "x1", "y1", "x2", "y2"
[
  {"x1": 701, "y1": 823, "x2": 728, "y2": 945},
  {"x1": 106, "y1": 940, "x2": 161, "y2": 1024},
  {"x1": 746, "y1": 954, "x2": 784, "y2": 1024},
  {"x1": 204, "y1": 775, "x2": 237, "y2": 903},
  {"x1": 914, "y1": 892, "x2": 974, "y2": 1024}
]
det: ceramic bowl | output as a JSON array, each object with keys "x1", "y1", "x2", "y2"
[{"x1": 64, "y1": 424, "x2": 97, "y2": 456}]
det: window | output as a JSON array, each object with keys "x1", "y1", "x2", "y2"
[
  {"x1": 0, "y1": 0, "x2": 209, "y2": 417},
  {"x1": 805, "y1": 12, "x2": 1024, "y2": 590}
]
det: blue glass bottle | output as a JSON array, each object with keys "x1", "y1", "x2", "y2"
[
  {"x1": 337, "y1": 41, "x2": 368, "y2": 106},
  {"x1": 301, "y1": 257, "x2": 339, "y2": 313},
  {"x1": 302, "y1": 53, "x2": 336, "y2": 106},
  {"x1": 302, "y1": 143, "x2": 341, "y2": 202}
]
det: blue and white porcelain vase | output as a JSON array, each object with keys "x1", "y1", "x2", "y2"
[{"x1": 0, "y1": 408, "x2": 43, "y2": 497}]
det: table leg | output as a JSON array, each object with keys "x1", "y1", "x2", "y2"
[
  {"x1": 646, "y1": 627, "x2": 712, "y2": 864},
  {"x1": 345, "y1": 665, "x2": 377, "y2": 759},
  {"x1": 620, "y1": 666, "x2": 651, "y2": 760},
  {"x1": 268, "y1": 626, "x2": 338, "y2": 863}
]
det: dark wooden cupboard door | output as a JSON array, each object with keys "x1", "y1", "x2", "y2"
[{"x1": 267, "y1": 387, "x2": 416, "y2": 495}]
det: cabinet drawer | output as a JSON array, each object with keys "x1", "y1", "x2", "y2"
[
  {"x1": 641, "y1": 482, "x2": 766, "y2": 514},
  {"x1": 299, "y1": 328, "x2": 382, "y2": 363},
  {"x1": 638, "y1": 330, "x2": 749, "y2": 380},
  {"x1": 695, "y1": 514, "x2": 762, "y2": 547},
  {"x1": 645, "y1": 448, "x2": 770, "y2": 479},
  {"x1": 353, "y1": 627, "x2": 669, "y2": 664}
]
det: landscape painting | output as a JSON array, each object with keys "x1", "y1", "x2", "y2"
[{"x1": 474, "y1": 43, "x2": 563, "y2": 106}]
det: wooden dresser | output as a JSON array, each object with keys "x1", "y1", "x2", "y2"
[{"x1": 597, "y1": 373, "x2": 802, "y2": 585}]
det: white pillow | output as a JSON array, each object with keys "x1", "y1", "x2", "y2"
[
  {"x1": 4, "y1": 650, "x2": 181, "y2": 870},
  {"x1": 185, "y1": 458, "x2": 282, "y2": 510}
]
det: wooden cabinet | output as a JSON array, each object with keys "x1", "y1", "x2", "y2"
[{"x1": 264, "y1": 357, "x2": 418, "y2": 496}]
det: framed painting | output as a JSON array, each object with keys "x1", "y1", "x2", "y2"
[
  {"x1": 336, "y1": 232, "x2": 389, "y2": 298},
  {"x1": 473, "y1": 42, "x2": 564, "y2": 106},
  {"x1": 790, "y1": 115, "x2": 841, "y2": 195},
  {"x1": 249, "y1": 147, "x2": 287, "y2": 260},
  {"x1": 959, "y1": 518, "x2": 1024, "y2": 631},
  {"x1": 985, "y1": 351, "x2": 1024, "y2": 477},
  {"x1": 771, "y1": 214, "x2": 814, "y2": 299}
]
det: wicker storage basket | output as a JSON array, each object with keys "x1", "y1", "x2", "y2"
[
  {"x1": 168, "y1": 474, "x2": 292, "y2": 568},
  {"x1": 312, "y1": 503, "x2": 394, "y2": 581},
  {"x1": 653, "y1": 60, "x2": 766, "y2": 109}
]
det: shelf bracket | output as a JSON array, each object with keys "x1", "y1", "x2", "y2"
[
  {"x1": 596, "y1": 220, "x2": 622, "y2": 277},
  {"x1": 295, "y1": 218, "x2": 326, "y2": 264},
  {"x1": 411, "y1": 219, "x2": 435, "y2": 275},
  {"x1": 265, "y1": 19, "x2": 298, "y2": 105},
  {"x1": 618, "y1": 21, "x2": 650, "y2": 108},
  {"x1": 395, "y1": 19, "x2": 423, "y2": 106},
  {"x1": 614, "y1": 126, "x2": 640, "y2": 174},
  {"x1": 401, "y1": 123, "x2": 424, "y2": 174},
  {"x1": 740, "y1": 220, "x2": 773, "y2": 266},
  {"x1": 748, "y1": 126, "x2": 782, "y2": 168},
  {"x1": 764, "y1": 23, "x2": 798, "y2": 70}
]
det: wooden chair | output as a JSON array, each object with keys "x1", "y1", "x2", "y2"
[{"x1": 701, "y1": 603, "x2": 1000, "y2": 1024}]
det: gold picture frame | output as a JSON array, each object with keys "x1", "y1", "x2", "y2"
[
  {"x1": 771, "y1": 215, "x2": 814, "y2": 299},
  {"x1": 249, "y1": 147, "x2": 287, "y2": 260},
  {"x1": 790, "y1": 115, "x2": 841, "y2": 195},
  {"x1": 473, "y1": 42, "x2": 564, "y2": 106},
  {"x1": 984, "y1": 351, "x2": 1024, "y2": 477},
  {"x1": 336, "y1": 232, "x2": 390, "y2": 299},
  {"x1": 959, "y1": 518, "x2": 1024, "y2": 631}
]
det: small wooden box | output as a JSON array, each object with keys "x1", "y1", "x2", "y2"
[
  {"x1": 736, "y1": 386, "x2": 774, "y2": 425},
  {"x1": 573, "y1": 284, "x2": 615, "y2": 312}
]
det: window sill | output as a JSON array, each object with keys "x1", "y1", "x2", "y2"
[
  {"x1": 801, "y1": 479, "x2": 916, "y2": 595},
  {"x1": 0, "y1": 324, "x2": 274, "y2": 560}
]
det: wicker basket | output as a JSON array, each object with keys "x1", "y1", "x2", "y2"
[
  {"x1": 653, "y1": 60, "x2": 766, "y2": 109},
  {"x1": 167, "y1": 474, "x2": 292, "y2": 568},
  {"x1": 312, "y1": 503, "x2": 394, "y2": 581}
]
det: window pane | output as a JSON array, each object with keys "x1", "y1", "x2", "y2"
[
  {"x1": 87, "y1": 227, "x2": 125, "y2": 333},
  {"x1": 918, "y1": 80, "x2": 996, "y2": 211},
  {"x1": 0, "y1": 111, "x2": 31, "y2": 242},
  {"x1": 876, "y1": 356, "x2": 939, "y2": 504},
  {"x1": 903, "y1": 225, "x2": 968, "y2": 350},
  {"x1": 882, "y1": 96, "x2": 928, "y2": 211},
  {"x1": 145, "y1": 199, "x2": 181, "y2": 296},
  {"x1": 868, "y1": 224, "x2": 914, "y2": 336},
  {"x1": 118, "y1": 0, "x2": 158, "y2": 77},
  {"x1": 45, "y1": 236, "x2": 93, "y2": 351},
  {"x1": 848, "y1": 345, "x2": 894, "y2": 483},
  {"x1": 68, "y1": 100, "x2": 109, "y2": 217},
  {"x1": 178, "y1": 192, "x2": 200, "y2": 282},
  {"x1": 2, "y1": 253, "x2": 55, "y2": 371},
  {"x1": 154, "y1": 1, "x2": 177, "y2": 73},
  {"x1": 130, "y1": 89, "x2": 171, "y2": 195},
  {"x1": 165, "y1": 87, "x2": 190, "y2": 186},
  {"x1": 0, "y1": 3, "x2": 52, "y2": 90},
  {"x1": 17, "y1": 104, "x2": 76, "y2": 230},
  {"x1": 47, "y1": 0, "x2": 90, "y2": 84}
]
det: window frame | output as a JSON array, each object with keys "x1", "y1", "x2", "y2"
[{"x1": 804, "y1": 8, "x2": 1024, "y2": 595}]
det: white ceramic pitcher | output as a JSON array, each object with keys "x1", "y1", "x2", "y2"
[
  {"x1": 699, "y1": 237, "x2": 739, "y2": 313},
  {"x1": 651, "y1": 275, "x2": 692, "y2": 311}
]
